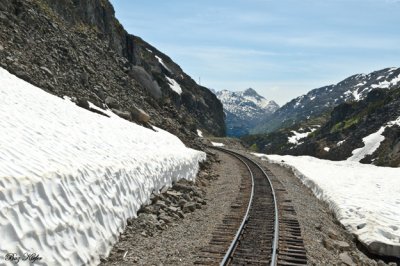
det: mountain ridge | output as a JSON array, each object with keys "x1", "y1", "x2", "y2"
[
  {"x1": 242, "y1": 68, "x2": 400, "y2": 167},
  {"x1": 253, "y1": 67, "x2": 400, "y2": 134},
  {"x1": 215, "y1": 88, "x2": 279, "y2": 137}
]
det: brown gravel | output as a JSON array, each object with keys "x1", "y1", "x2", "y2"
[{"x1": 101, "y1": 151, "x2": 247, "y2": 265}]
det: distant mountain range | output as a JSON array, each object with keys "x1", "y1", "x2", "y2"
[
  {"x1": 252, "y1": 67, "x2": 400, "y2": 134},
  {"x1": 214, "y1": 88, "x2": 279, "y2": 137},
  {"x1": 242, "y1": 67, "x2": 400, "y2": 167}
]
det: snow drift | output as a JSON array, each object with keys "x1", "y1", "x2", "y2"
[
  {"x1": 254, "y1": 153, "x2": 400, "y2": 258},
  {"x1": 0, "y1": 67, "x2": 205, "y2": 265}
]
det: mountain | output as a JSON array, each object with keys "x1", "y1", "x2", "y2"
[
  {"x1": 0, "y1": 0, "x2": 225, "y2": 148},
  {"x1": 289, "y1": 86, "x2": 400, "y2": 166},
  {"x1": 253, "y1": 67, "x2": 400, "y2": 134},
  {"x1": 215, "y1": 88, "x2": 279, "y2": 137},
  {"x1": 243, "y1": 76, "x2": 400, "y2": 167}
]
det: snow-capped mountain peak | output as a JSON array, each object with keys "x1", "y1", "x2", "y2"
[
  {"x1": 214, "y1": 88, "x2": 279, "y2": 136},
  {"x1": 216, "y1": 88, "x2": 279, "y2": 115},
  {"x1": 241, "y1": 88, "x2": 278, "y2": 110}
]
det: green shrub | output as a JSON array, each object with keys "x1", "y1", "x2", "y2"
[{"x1": 249, "y1": 143, "x2": 259, "y2": 152}]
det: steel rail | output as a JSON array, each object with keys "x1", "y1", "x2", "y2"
[
  {"x1": 253, "y1": 158, "x2": 279, "y2": 266},
  {"x1": 210, "y1": 147, "x2": 279, "y2": 266},
  {"x1": 217, "y1": 148, "x2": 255, "y2": 266}
]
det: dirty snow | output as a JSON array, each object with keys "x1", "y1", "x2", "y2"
[
  {"x1": 253, "y1": 153, "x2": 400, "y2": 258},
  {"x1": 0, "y1": 67, "x2": 205, "y2": 265}
]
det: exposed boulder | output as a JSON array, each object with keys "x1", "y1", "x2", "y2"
[
  {"x1": 131, "y1": 106, "x2": 150, "y2": 123},
  {"x1": 105, "y1": 96, "x2": 120, "y2": 109},
  {"x1": 129, "y1": 66, "x2": 162, "y2": 99},
  {"x1": 75, "y1": 97, "x2": 90, "y2": 110},
  {"x1": 112, "y1": 109, "x2": 131, "y2": 121}
]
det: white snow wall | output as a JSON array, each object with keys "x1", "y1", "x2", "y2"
[{"x1": 0, "y1": 67, "x2": 206, "y2": 265}]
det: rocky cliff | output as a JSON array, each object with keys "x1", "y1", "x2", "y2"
[{"x1": 0, "y1": 0, "x2": 225, "y2": 147}]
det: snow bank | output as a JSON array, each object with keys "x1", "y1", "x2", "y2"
[
  {"x1": 0, "y1": 67, "x2": 205, "y2": 265},
  {"x1": 253, "y1": 153, "x2": 400, "y2": 258}
]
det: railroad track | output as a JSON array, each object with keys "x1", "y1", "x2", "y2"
[{"x1": 195, "y1": 147, "x2": 307, "y2": 265}]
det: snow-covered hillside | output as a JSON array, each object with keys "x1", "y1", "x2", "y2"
[
  {"x1": 0, "y1": 67, "x2": 205, "y2": 265},
  {"x1": 254, "y1": 153, "x2": 400, "y2": 258},
  {"x1": 254, "y1": 67, "x2": 400, "y2": 133},
  {"x1": 302, "y1": 67, "x2": 400, "y2": 105},
  {"x1": 215, "y1": 88, "x2": 279, "y2": 136}
]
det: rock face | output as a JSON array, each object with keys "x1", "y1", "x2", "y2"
[
  {"x1": 215, "y1": 88, "x2": 279, "y2": 137},
  {"x1": 0, "y1": 0, "x2": 225, "y2": 145},
  {"x1": 253, "y1": 67, "x2": 400, "y2": 134},
  {"x1": 289, "y1": 86, "x2": 400, "y2": 167}
]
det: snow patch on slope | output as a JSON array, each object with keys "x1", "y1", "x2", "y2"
[
  {"x1": 348, "y1": 116, "x2": 400, "y2": 162},
  {"x1": 371, "y1": 73, "x2": 400, "y2": 89},
  {"x1": 155, "y1": 55, "x2": 171, "y2": 72},
  {"x1": 253, "y1": 153, "x2": 400, "y2": 258},
  {"x1": 288, "y1": 128, "x2": 317, "y2": 145},
  {"x1": 0, "y1": 67, "x2": 205, "y2": 265},
  {"x1": 166, "y1": 76, "x2": 182, "y2": 95}
]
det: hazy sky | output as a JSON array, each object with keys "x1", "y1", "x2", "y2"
[{"x1": 110, "y1": 0, "x2": 400, "y2": 105}]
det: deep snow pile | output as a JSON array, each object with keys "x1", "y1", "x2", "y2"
[
  {"x1": 253, "y1": 153, "x2": 400, "y2": 258},
  {"x1": 0, "y1": 67, "x2": 206, "y2": 265}
]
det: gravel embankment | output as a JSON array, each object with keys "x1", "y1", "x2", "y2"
[{"x1": 101, "y1": 151, "x2": 247, "y2": 265}]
